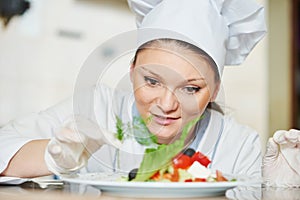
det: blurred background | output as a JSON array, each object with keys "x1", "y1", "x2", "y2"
[{"x1": 0, "y1": 0, "x2": 298, "y2": 151}]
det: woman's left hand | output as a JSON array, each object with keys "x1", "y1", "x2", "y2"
[{"x1": 262, "y1": 129, "x2": 300, "y2": 187}]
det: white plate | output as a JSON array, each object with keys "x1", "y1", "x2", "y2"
[{"x1": 61, "y1": 173, "x2": 261, "y2": 198}]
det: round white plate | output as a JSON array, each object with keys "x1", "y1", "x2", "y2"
[{"x1": 61, "y1": 173, "x2": 261, "y2": 198}]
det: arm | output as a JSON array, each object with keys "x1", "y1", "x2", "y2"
[
  {"x1": 1, "y1": 139, "x2": 51, "y2": 178},
  {"x1": 0, "y1": 85, "x2": 124, "y2": 177},
  {"x1": 0, "y1": 98, "x2": 72, "y2": 178}
]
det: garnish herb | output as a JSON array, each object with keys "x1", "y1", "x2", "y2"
[
  {"x1": 116, "y1": 116, "x2": 124, "y2": 141},
  {"x1": 114, "y1": 115, "x2": 157, "y2": 146}
]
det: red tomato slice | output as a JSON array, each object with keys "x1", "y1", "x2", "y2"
[
  {"x1": 171, "y1": 167, "x2": 179, "y2": 182},
  {"x1": 194, "y1": 178, "x2": 206, "y2": 182},
  {"x1": 216, "y1": 170, "x2": 228, "y2": 182},
  {"x1": 191, "y1": 152, "x2": 211, "y2": 167},
  {"x1": 150, "y1": 171, "x2": 160, "y2": 181},
  {"x1": 163, "y1": 173, "x2": 172, "y2": 180},
  {"x1": 172, "y1": 154, "x2": 192, "y2": 169}
]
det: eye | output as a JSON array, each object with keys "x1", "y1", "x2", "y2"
[
  {"x1": 144, "y1": 76, "x2": 160, "y2": 87},
  {"x1": 182, "y1": 86, "x2": 201, "y2": 94}
]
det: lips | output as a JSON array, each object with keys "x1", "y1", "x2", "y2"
[{"x1": 151, "y1": 114, "x2": 180, "y2": 126}]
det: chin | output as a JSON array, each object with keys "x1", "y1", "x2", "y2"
[
  {"x1": 147, "y1": 122, "x2": 182, "y2": 144},
  {"x1": 153, "y1": 131, "x2": 180, "y2": 144}
]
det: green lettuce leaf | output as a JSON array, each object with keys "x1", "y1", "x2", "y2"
[
  {"x1": 133, "y1": 117, "x2": 201, "y2": 181},
  {"x1": 132, "y1": 116, "x2": 157, "y2": 146}
]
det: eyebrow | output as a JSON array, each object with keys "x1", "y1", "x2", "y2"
[
  {"x1": 141, "y1": 66, "x2": 206, "y2": 84},
  {"x1": 141, "y1": 66, "x2": 163, "y2": 79}
]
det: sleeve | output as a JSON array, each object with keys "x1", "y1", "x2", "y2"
[
  {"x1": 0, "y1": 84, "x2": 133, "y2": 174},
  {"x1": 0, "y1": 98, "x2": 73, "y2": 173}
]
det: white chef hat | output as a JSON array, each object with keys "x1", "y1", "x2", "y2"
[{"x1": 128, "y1": 0, "x2": 267, "y2": 76}]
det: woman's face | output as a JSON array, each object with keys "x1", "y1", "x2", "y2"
[{"x1": 131, "y1": 47, "x2": 219, "y2": 144}]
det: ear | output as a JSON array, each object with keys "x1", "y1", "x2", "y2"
[
  {"x1": 210, "y1": 82, "x2": 220, "y2": 102},
  {"x1": 130, "y1": 63, "x2": 135, "y2": 83}
]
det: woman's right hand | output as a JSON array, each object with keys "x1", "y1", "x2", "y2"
[{"x1": 44, "y1": 116, "x2": 121, "y2": 175}]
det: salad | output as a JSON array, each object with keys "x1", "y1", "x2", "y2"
[
  {"x1": 115, "y1": 116, "x2": 234, "y2": 183},
  {"x1": 127, "y1": 148, "x2": 232, "y2": 182}
]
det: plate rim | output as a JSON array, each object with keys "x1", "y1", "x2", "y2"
[{"x1": 61, "y1": 173, "x2": 261, "y2": 189}]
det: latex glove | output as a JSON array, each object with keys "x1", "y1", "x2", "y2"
[
  {"x1": 262, "y1": 129, "x2": 300, "y2": 187},
  {"x1": 226, "y1": 186, "x2": 261, "y2": 200},
  {"x1": 227, "y1": 187, "x2": 300, "y2": 200},
  {"x1": 262, "y1": 187, "x2": 300, "y2": 200},
  {"x1": 45, "y1": 116, "x2": 121, "y2": 175}
]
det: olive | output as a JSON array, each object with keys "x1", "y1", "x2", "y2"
[
  {"x1": 128, "y1": 168, "x2": 139, "y2": 181},
  {"x1": 183, "y1": 148, "x2": 196, "y2": 157}
]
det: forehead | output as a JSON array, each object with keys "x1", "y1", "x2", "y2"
[{"x1": 135, "y1": 48, "x2": 214, "y2": 80}]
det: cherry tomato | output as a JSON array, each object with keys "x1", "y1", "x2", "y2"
[
  {"x1": 191, "y1": 152, "x2": 211, "y2": 167},
  {"x1": 172, "y1": 154, "x2": 192, "y2": 169},
  {"x1": 184, "y1": 179, "x2": 193, "y2": 182}
]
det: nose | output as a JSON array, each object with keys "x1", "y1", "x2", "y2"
[{"x1": 157, "y1": 87, "x2": 179, "y2": 113}]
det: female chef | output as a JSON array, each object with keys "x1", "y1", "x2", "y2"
[{"x1": 0, "y1": 0, "x2": 299, "y2": 187}]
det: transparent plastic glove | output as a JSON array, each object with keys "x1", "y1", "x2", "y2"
[
  {"x1": 262, "y1": 129, "x2": 300, "y2": 187},
  {"x1": 226, "y1": 186, "x2": 261, "y2": 200},
  {"x1": 44, "y1": 116, "x2": 121, "y2": 175},
  {"x1": 262, "y1": 187, "x2": 300, "y2": 200}
]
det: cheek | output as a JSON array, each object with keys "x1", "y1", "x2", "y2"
[
  {"x1": 133, "y1": 74, "x2": 151, "y2": 103},
  {"x1": 134, "y1": 87, "x2": 155, "y2": 115},
  {"x1": 135, "y1": 88, "x2": 152, "y2": 103},
  {"x1": 180, "y1": 89, "x2": 211, "y2": 117},
  {"x1": 197, "y1": 89, "x2": 211, "y2": 108}
]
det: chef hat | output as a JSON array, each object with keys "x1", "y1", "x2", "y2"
[{"x1": 128, "y1": 0, "x2": 267, "y2": 75}]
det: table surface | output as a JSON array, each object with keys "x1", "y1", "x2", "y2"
[{"x1": 0, "y1": 182, "x2": 300, "y2": 200}]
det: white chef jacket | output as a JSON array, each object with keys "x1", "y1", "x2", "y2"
[{"x1": 0, "y1": 84, "x2": 262, "y2": 178}]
